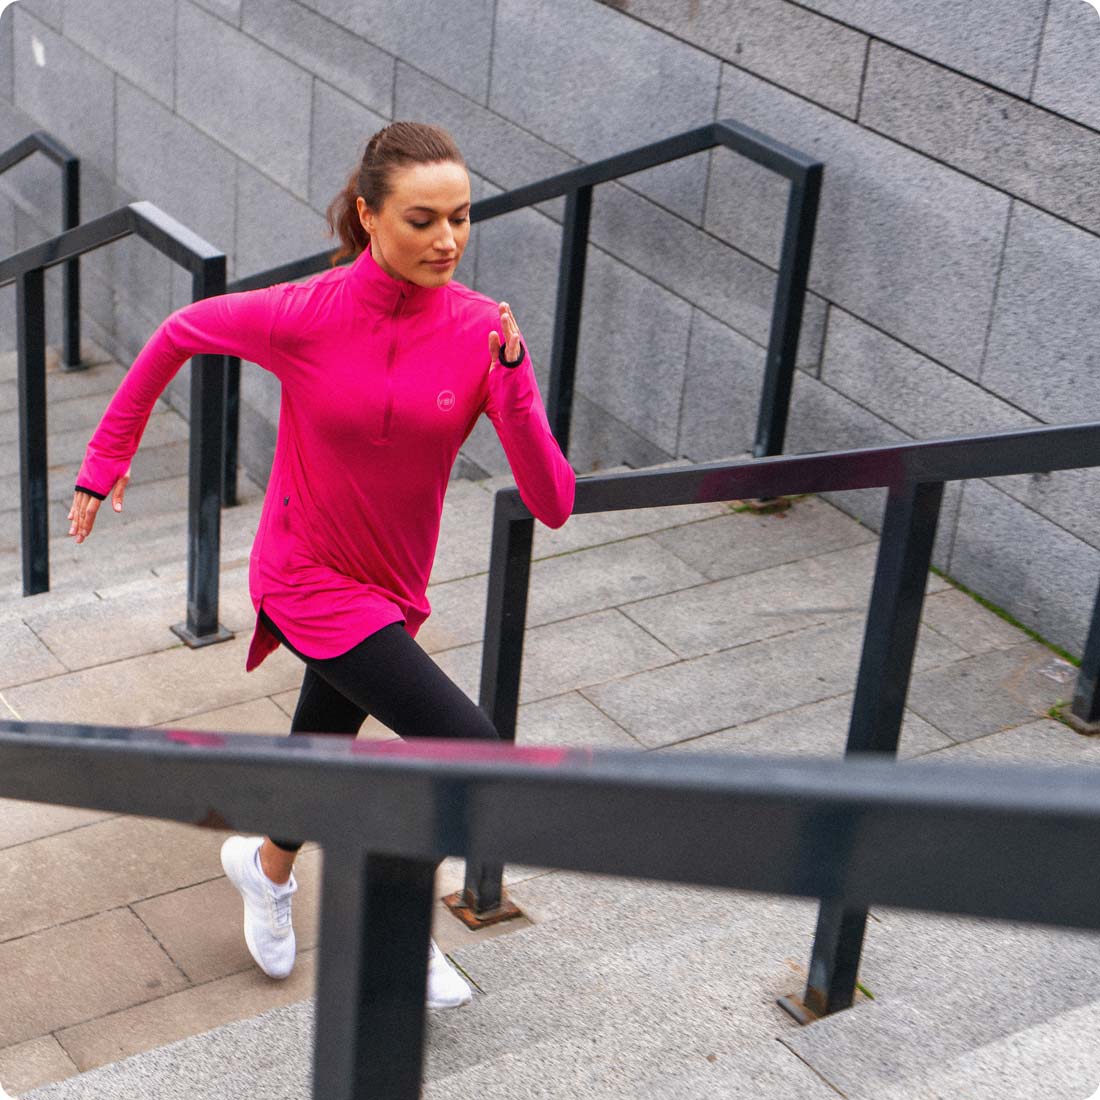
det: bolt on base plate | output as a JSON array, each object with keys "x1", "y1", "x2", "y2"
[{"x1": 443, "y1": 889, "x2": 524, "y2": 930}]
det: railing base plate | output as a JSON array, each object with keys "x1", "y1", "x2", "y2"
[
  {"x1": 443, "y1": 889, "x2": 524, "y2": 930},
  {"x1": 170, "y1": 622, "x2": 234, "y2": 649},
  {"x1": 776, "y1": 994, "x2": 818, "y2": 1026}
]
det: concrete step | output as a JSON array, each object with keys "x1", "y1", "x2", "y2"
[
  {"x1": 0, "y1": 492, "x2": 265, "y2": 602},
  {"x1": 19, "y1": 874, "x2": 827, "y2": 1099},
  {"x1": 872, "y1": 998, "x2": 1100, "y2": 1100}
]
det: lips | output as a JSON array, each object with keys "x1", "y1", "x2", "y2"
[{"x1": 426, "y1": 258, "x2": 455, "y2": 269}]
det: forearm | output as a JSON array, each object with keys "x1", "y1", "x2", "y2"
[
  {"x1": 488, "y1": 351, "x2": 575, "y2": 529},
  {"x1": 75, "y1": 321, "x2": 190, "y2": 496},
  {"x1": 76, "y1": 286, "x2": 281, "y2": 496}
]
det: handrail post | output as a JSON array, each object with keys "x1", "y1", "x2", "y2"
[
  {"x1": 547, "y1": 185, "x2": 593, "y2": 455},
  {"x1": 753, "y1": 162, "x2": 822, "y2": 457},
  {"x1": 17, "y1": 267, "x2": 49, "y2": 595},
  {"x1": 170, "y1": 255, "x2": 232, "y2": 647},
  {"x1": 462, "y1": 495, "x2": 534, "y2": 915},
  {"x1": 222, "y1": 355, "x2": 240, "y2": 507},
  {"x1": 780, "y1": 479, "x2": 945, "y2": 1022},
  {"x1": 60, "y1": 155, "x2": 82, "y2": 371},
  {"x1": 1069, "y1": 582, "x2": 1100, "y2": 731},
  {"x1": 314, "y1": 848, "x2": 435, "y2": 1100}
]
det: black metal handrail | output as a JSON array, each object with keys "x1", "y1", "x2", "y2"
[
  {"x1": 0, "y1": 201, "x2": 231, "y2": 645},
  {"x1": 218, "y1": 118, "x2": 823, "y2": 505},
  {"x1": 0, "y1": 131, "x2": 82, "y2": 369},
  {"x1": 2, "y1": 721, "x2": 1100, "y2": 1098},
  {"x1": 470, "y1": 419, "x2": 1100, "y2": 1022}
]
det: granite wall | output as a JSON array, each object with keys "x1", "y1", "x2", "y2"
[{"x1": 1, "y1": 0, "x2": 1099, "y2": 653}]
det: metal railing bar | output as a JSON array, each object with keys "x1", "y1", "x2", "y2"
[
  {"x1": 16, "y1": 267, "x2": 48, "y2": 594},
  {"x1": 546, "y1": 185, "x2": 593, "y2": 452},
  {"x1": 484, "y1": 421, "x2": 1100, "y2": 517},
  {"x1": 314, "y1": 849, "x2": 435, "y2": 1100},
  {"x1": 0, "y1": 206, "x2": 132, "y2": 283},
  {"x1": 711, "y1": 119, "x2": 823, "y2": 179},
  {"x1": 754, "y1": 162, "x2": 822, "y2": 456},
  {"x1": 226, "y1": 249, "x2": 347, "y2": 293},
  {"x1": 4, "y1": 202, "x2": 231, "y2": 642},
  {"x1": 0, "y1": 132, "x2": 82, "y2": 369},
  {"x1": 1071, "y1": 583, "x2": 1100, "y2": 726},
  {"x1": 468, "y1": 125, "x2": 718, "y2": 220},
  {"x1": 128, "y1": 200, "x2": 226, "y2": 265},
  {"x1": 3, "y1": 721, "x2": 1100, "y2": 929},
  {"x1": 796, "y1": 479, "x2": 945, "y2": 1019}
]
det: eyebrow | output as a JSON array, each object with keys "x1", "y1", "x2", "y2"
[{"x1": 403, "y1": 201, "x2": 471, "y2": 215}]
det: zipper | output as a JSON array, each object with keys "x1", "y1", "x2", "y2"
[{"x1": 380, "y1": 290, "x2": 405, "y2": 441}]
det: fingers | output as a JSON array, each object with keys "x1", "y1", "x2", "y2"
[
  {"x1": 497, "y1": 301, "x2": 521, "y2": 360},
  {"x1": 111, "y1": 469, "x2": 130, "y2": 513},
  {"x1": 67, "y1": 492, "x2": 101, "y2": 543}
]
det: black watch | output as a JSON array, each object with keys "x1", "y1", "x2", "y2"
[{"x1": 498, "y1": 341, "x2": 526, "y2": 369}]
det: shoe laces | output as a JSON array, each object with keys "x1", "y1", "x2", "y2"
[{"x1": 266, "y1": 883, "x2": 294, "y2": 932}]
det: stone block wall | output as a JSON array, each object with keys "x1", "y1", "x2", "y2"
[{"x1": 0, "y1": 0, "x2": 1099, "y2": 654}]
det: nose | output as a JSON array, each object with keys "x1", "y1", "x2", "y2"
[{"x1": 434, "y1": 224, "x2": 456, "y2": 254}]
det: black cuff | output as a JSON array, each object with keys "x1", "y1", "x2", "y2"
[
  {"x1": 498, "y1": 341, "x2": 526, "y2": 369},
  {"x1": 74, "y1": 483, "x2": 107, "y2": 501}
]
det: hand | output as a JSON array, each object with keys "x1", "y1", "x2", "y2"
[
  {"x1": 68, "y1": 467, "x2": 130, "y2": 543},
  {"x1": 488, "y1": 301, "x2": 522, "y2": 369}
]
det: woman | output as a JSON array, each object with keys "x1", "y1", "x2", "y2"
[{"x1": 67, "y1": 122, "x2": 576, "y2": 1007}]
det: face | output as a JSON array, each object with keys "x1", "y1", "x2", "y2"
[{"x1": 357, "y1": 160, "x2": 471, "y2": 288}]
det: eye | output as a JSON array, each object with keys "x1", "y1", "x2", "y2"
[
  {"x1": 409, "y1": 220, "x2": 430, "y2": 230},
  {"x1": 451, "y1": 215, "x2": 469, "y2": 225}
]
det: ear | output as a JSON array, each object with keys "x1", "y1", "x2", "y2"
[{"x1": 355, "y1": 196, "x2": 373, "y2": 236}]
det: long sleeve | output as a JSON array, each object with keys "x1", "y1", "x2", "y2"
[
  {"x1": 76, "y1": 285, "x2": 286, "y2": 497},
  {"x1": 484, "y1": 347, "x2": 575, "y2": 529}
]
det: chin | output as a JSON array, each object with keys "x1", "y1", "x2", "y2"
[{"x1": 414, "y1": 266, "x2": 457, "y2": 288}]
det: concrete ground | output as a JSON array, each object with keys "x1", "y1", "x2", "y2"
[{"x1": 1, "y1": 345, "x2": 1098, "y2": 1098}]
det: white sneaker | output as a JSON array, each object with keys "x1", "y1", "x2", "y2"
[
  {"x1": 427, "y1": 939, "x2": 472, "y2": 1008},
  {"x1": 220, "y1": 835, "x2": 297, "y2": 979}
]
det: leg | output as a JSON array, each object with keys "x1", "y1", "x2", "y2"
[
  {"x1": 265, "y1": 664, "x2": 370, "y2": 869},
  {"x1": 304, "y1": 622, "x2": 499, "y2": 744}
]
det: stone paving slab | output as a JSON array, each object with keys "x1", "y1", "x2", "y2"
[
  {"x1": 649, "y1": 494, "x2": 877, "y2": 580},
  {"x1": 921, "y1": 586, "x2": 1040, "y2": 656},
  {"x1": 664, "y1": 692, "x2": 952, "y2": 759},
  {"x1": 874, "y1": 999, "x2": 1100, "y2": 1100},
  {"x1": 0, "y1": 909, "x2": 190, "y2": 1049},
  {"x1": 622, "y1": 541, "x2": 880, "y2": 659},
  {"x1": 0, "y1": 817, "x2": 224, "y2": 942},
  {"x1": 905, "y1": 642, "x2": 1075, "y2": 741},
  {"x1": 3, "y1": 634, "x2": 305, "y2": 727},
  {"x1": 433, "y1": 608, "x2": 679, "y2": 706},
  {"x1": 584, "y1": 614, "x2": 967, "y2": 749},
  {"x1": 52, "y1": 952, "x2": 318, "y2": 1081},
  {"x1": 0, "y1": 801, "x2": 113, "y2": 851},
  {"x1": 0, "y1": 1038, "x2": 77, "y2": 1099}
]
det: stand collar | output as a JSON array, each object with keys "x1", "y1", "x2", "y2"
[{"x1": 345, "y1": 245, "x2": 441, "y2": 313}]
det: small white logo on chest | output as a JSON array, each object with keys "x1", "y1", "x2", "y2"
[{"x1": 437, "y1": 390, "x2": 456, "y2": 412}]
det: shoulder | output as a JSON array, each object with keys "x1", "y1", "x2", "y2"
[{"x1": 441, "y1": 279, "x2": 499, "y2": 330}]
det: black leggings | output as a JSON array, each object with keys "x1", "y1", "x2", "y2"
[{"x1": 260, "y1": 608, "x2": 499, "y2": 852}]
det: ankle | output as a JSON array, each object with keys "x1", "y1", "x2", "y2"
[{"x1": 258, "y1": 840, "x2": 294, "y2": 885}]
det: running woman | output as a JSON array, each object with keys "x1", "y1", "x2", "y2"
[{"x1": 67, "y1": 121, "x2": 576, "y2": 1007}]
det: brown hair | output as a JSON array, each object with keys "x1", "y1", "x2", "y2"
[{"x1": 324, "y1": 121, "x2": 466, "y2": 265}]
